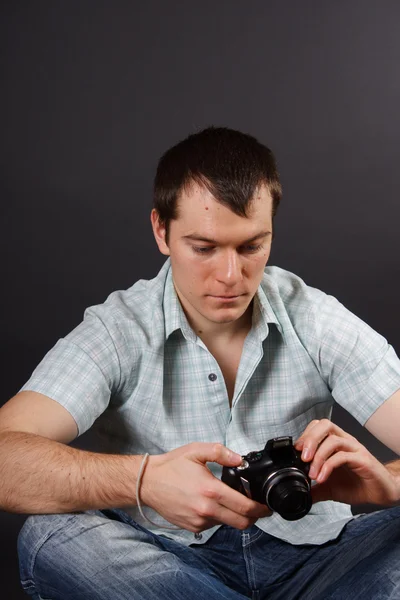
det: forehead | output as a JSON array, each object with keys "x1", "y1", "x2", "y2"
[{"x1": 174, "y1": 182, "x2": 273, "y2": 239}]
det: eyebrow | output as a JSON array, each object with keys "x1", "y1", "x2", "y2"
[{"x1": 182, "y1": 231, "x2": 272, "y2": 244}]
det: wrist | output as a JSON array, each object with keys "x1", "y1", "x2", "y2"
[
  {"x1": 137, "y1": 453, "x2": 160, "y2": 508},
  {"x1": 384, "y1": 460, "x2": 400, "y2": 505}
]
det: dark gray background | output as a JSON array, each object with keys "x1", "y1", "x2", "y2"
[{"x1": 1, "y1": 2, "x2": 400, "y2": 597}]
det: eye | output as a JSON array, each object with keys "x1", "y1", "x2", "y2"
[
  {"x1": 191, "y1": 243, "x2": 264, "y2": 255},
  {"x1": 192, "y1": 246, "x2": 214, "y2": 254},
  {"x1": 240, "y1": 244, "x2": 263, "y2": 253}
]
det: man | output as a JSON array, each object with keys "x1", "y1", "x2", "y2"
[{"x1": 1, "y1": 126, "x2": 400, "y2": 599}]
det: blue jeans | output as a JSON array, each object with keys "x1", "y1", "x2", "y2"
[{"x1": 18, "y1": 506, "x2": 400, "y2": 599}]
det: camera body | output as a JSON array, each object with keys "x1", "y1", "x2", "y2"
[{"x1": 221, "y1": 436, "x2": 312, "y2": 521}]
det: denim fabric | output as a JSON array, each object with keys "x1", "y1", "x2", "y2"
[{"x1": 18, "y1": 505, "x2": 400, "y2": 600}]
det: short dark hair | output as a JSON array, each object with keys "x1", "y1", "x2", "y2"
[{"x1": 153, "y1": 126, "x2": 282, "y2": 242}]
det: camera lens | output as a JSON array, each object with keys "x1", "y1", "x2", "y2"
[{"x1": 264, "y1": 469, "x2": 312, "y2": 521}]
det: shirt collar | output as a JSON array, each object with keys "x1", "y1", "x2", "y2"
[
  {"x1": 252, "y1": 283, "x2": 284, "y2": 341},
  {"x1": 163, "y1": 262, "x2": 284, "y2": 343},
  {"x1": 163, "y1": 265, "x2": 197, "y2": 342}
]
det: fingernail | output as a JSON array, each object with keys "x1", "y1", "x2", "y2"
[
  {"x1": 302, "y1": 448, "x2": 311, "y2": 461},
  {"x1": 309, "y1": 465, "x2": 317, "y2": 479}
]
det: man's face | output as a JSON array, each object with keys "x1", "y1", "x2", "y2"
[{"x1": 151, "y1": 182, "x2": 273, "y2": 331}]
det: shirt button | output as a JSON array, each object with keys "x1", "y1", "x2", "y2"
[
  {"x1": 208, "y1": 373, "x2": 217, "y2": 381},
  {"x1": 194, "y1": 533, "x2": 203, "y2": 540}
]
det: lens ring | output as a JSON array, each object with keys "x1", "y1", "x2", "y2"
[
  {"x1": 265, "y1": 468, "x2": 309, "y2": 500},
  {"x1": 264, "y1": 468, "x2": 311, "y2": 519}
]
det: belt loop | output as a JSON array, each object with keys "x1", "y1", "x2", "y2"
[{"x1": 242, "y1": 531, "x2": 250, "y2": 546}]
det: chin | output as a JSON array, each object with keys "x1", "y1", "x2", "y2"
[{"x1": 205, "y1": 308, "x2": 245, "y2": 324}]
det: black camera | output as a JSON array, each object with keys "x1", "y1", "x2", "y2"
[{"x1": 221, "y1": 436, "x2": 312, "y2": 521}]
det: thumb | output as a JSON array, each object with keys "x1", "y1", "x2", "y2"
[{"x1": 187, "y1": 442, "x2": 243, "y2": 467}]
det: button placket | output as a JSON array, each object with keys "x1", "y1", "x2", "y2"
[
  {"x1": 231, "y1": 335, "x2": 264, "y2": 410},
  {"x1": 195, "y1": 336, "x2": 231, "y2": 405}
]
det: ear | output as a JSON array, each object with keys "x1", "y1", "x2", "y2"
[{"x1": 151, "y1": 209, "x2": 170, "y2": 256}]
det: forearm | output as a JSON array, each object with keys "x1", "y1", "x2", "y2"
[{"x1": 0, "y1": 431, "x2": 142, "y2": 514}]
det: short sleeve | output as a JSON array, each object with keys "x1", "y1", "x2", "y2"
[
  {"x1": 20, "y1": 311, "x2": 124, "y2": 436},
  {"x1": 305, "y1": 292, "x2": 400, "y2": 425}
]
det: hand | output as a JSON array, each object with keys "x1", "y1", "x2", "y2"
[
  {"x1": 295, "y1": 419, "x2": 398, "y2": 507},
  {"x1": 140, "y1": 442, "x2": 271, "y2": 533}
]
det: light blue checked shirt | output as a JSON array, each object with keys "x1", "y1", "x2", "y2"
[{"x1": 21, "y1": 259, "x2": 400, "y2": 546}]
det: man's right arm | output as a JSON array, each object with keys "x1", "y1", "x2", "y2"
[
  {"x1": 0, "y1": 391, "x2": 142, "y2": 513},
  {"x1": 0, "y1": 391, "x2": 270, "y2": 530}
]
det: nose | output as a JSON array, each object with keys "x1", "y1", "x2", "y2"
[{"x1": 215, "y1": 249, "x2": 243, "y2": 287}]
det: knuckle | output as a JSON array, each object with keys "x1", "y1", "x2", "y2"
[
  {"x1": 334, "y1": 450, "x2": 346, "y2": 461},
  {"x1": 196, "y1": 500, "x2": 213, "y2": 519},
  {"x1": 237, "y1": 517, "x2": 254, "y2": 530},
  {"x1": 242, "y1": 501, "x2": 259, "y2": 517},
  {"x1": 312, "y1": 454, "x2": 323, "y2": 466},
  {"x1": 238, "y1": 504, "x2": 252, "y2": 517},
  {"x1": 212, "y1": 442, "x2": 224, "y2": 458},
  {"x1": 191, "y1": 522, "x2": 204, "y2": 533},
  {"x1": 202, "y1": 486, "x2": 218, "y2": 500},
  {"x1": 187, "y1": 442, "x2": 199, "y2": 454},
  {"x1": 329, "y1": 434, "x2": 341, "y2": 445}
]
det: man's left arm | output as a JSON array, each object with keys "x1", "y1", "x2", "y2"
[
  {"x1": 364, "y1": 386, "x2": 400, "y2": 493},
  {"x1": 365, "y1": 387, "x2": 400, "y2": 454},
  {"x1": 295, "y1": 388, "x2": 400, "y2": 507}
]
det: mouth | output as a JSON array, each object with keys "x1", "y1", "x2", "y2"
[{"x1": 209, "y1": 294, "x2": 244, "y2": 301}]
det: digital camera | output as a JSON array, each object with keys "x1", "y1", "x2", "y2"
[{"x1": 221, "y1": 436, "x2": 312, "y2": 521}]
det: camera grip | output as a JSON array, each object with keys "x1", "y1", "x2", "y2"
[{"x1": 221, "y1": 466, "x2": 247, "y2": 496}]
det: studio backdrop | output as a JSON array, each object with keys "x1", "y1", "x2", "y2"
[{"x1": 1, "y1": 2, "x2": 400, "y2": 598}]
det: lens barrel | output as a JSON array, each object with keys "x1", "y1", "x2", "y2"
[{"x1": 264, "y1": 468, "x2": 312, "y2": 521}]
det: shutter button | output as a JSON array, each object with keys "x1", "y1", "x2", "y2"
[
  {"x1": 208, "y1": 373, "x2": 217, "y2": 381},
  {"x1": 194, "y1": 533, "x2": 203, "y2": 540}
]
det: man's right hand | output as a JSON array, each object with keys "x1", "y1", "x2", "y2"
[{"x1": 140, "y1": 442, "x2": 272, "y2": 533}]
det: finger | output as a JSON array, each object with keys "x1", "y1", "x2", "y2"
[
  {"x1": 211, "y1": 506, "x2": 262, "y2": 530},
  {"x1": 315, "y1": 450, "x2": 362, "y2": 483},
  {"x1": 195, "y1": 494, "x2": 270, "y2": 530},
  {"x1": 308, "y1": 435, "x2": 359, "y2": 480},
  {"x1": 296, "y1": 419, "x2": 349, "y2": 462},
  {"x1": 209, "y1": 481, "x2": 272, "y2": 519},
  {"x1": 187, "y1": 442, "x2": 242, "y2": 467},
  {"x1": 221, "y1": 494, "x2": 272, "y2": 520},
  {"x1": 193, "y1": 485, "x2": 271, "y2": 531},
  {"x1": 216, "y1": 499, "x2": 272, "y2": 527},
  {"x1": 294, "y1": 420, "x2": 322, "y2": 451}
]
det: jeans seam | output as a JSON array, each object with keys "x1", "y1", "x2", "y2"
[
  {"x1": 245, "y1": 529, "x2": 264, "y2": 547},
  {"x1": 242, "y1": 532, "x2": 257, "y2": 593}
]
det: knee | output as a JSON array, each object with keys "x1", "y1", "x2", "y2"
[
  {"x1": 17, "y1": 511, "x2": 181, "y2": 599},
  {"x1": 18, "y1": 513, "x2": 82, "y2": 580}
]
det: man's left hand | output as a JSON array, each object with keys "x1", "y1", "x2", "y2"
[{"x1": 295, "y1": 419, "x2": 399, "y2": 507}]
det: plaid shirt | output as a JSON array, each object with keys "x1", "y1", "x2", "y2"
[{"x1": 21, "y1": 259, "x2": 400, "y2": 546}]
